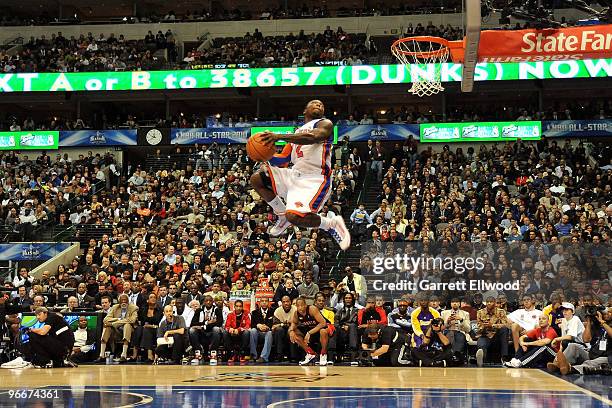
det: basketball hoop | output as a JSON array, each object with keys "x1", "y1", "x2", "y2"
[{"x1": 391, "y1": 36, "x2": 453, "y2": 97}]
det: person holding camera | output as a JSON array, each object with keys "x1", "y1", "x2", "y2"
[
  {"x1": 25, "y1": 307, "x2": 76, "y2": 368},
  {"x1": 361, "y1": 323, "x2": 411, "y2": 367},
  {"x1": 441, "y1": 297, "x2": 471, "y2": 359},
  {"x1": 411, "y1": 317, "x2": 452, "y2": 367},
  {"x1": 410, "y1": 294, "x2": 441, "y2": 348},
  {"x1": 550, "y1": 307, "x2": 611, "y2": 375}
]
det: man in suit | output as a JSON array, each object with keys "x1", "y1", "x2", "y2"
[
  {"x1": 157, "y1": 285, "x2": 173, "y2": 309},
  {"x1": 11, "y1": 286, "x2": 33, "y2": 310},
  {"x1": 333, "y1": 292, "x2": 359, "y2": 356},
  {"x1": 184, "y1": 283, "x2": 204, "y2": 305},
  {"x1": 189, "y1": 295, "x2": 224, "y2": 361},
  {"x1": 76, "y1": 283, "x2": 96, "y2": 309},
  {"x1": 97, "y1": 294, "x2": 138, "y2": 362},
  {"x1": 249, "y1": 297, "x2": 275, "y2": 363},
  {"x1": 70, "y1": 316, "x2": 97, "y2": 363}
]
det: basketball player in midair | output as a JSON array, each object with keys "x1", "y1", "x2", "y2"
[{"x1": 250, "y1": 99, "x2": 351, "y2": 250}]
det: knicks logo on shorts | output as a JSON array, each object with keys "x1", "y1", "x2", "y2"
[{"x1": 294, "y1": 202, "x2": 304, "y2": 208}]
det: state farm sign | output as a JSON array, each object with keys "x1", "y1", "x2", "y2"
[{"x1": 477, "y1": 26, "x2": 612, "y2": 63}]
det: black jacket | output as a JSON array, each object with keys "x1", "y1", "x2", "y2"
[
  {"x1": 190, "y1": 306, "x2": 223, "y2": 331},
  {"x1": 250, "y1": 307, "x2": 275, "y2": 330}
]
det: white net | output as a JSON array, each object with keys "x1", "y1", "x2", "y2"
[{"x1": 391, "y1": 37, "x2": 450, "y2": 97}]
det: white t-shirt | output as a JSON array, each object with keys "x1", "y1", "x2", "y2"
[
  {"x1": 560, "y1": 315, "x2": 585, "y2": 343},
  {"x1": 507, "y1": 308, "x2": 543, "y2": 331}
]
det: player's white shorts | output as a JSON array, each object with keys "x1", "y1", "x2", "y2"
[{"x1": 266, "y1": 165, "x2": 332, "y2": 216}]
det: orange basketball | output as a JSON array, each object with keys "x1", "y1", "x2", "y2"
[{"x1": 246, "y1": 132, "x2": 276, "y2": 162}]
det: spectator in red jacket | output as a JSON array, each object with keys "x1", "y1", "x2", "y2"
[
  {"x1": 223, "y1": 299, "x2": 251, "y2": 363},
  {"x1": 358, "y1": 296, "x2": 388, "y2": 337}
]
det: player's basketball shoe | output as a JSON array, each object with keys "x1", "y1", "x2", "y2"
[
  {"x1": 329, "y1": 216, "x2": 351, "y2": 250},
  {"x1": 269, "y1": 213, "x2": 290, "y2": 236}
]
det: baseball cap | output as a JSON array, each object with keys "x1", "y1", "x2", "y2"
[{"x1": 561, "y1": 302, "x2": 575, "y2": 311}]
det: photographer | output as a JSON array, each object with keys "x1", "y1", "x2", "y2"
[
  {"x1": 25, "y1": 307, "x2": 76, "y2": 368},
  {"x1": 551, "y1": 307, "x2": 611, "y2": 375},
  {"x1": 361, "y1": 323, "x2": 411, "y2": 367},
  {"x1": 411, "y1": 317, "x2": 452, "y2": 367}
]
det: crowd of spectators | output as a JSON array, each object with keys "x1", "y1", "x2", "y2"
[
  {"x1": 0, "y1": 140, "x2": 612, "y2": 373},
  {"x1": 2, "y1": 99, "x2": 610, "y2": 134},
  {"x1": 0, "y1": 150, "x2": 120, "y2": 241},
  {"x1": 0, "y1": 30, "x2": 177, "y2": 74},
  {"x1": 0, "y1": 22, "x2": 479, "y2": 73},
  {"x1": 350, "y1": 138, "x2": 611, "y2": 302},
  {"x1": 0, "y1": 2, "x2": 466, "y2": 27},
  {"x1": 1, "y1": 0, "x2": 589, "y2": 28},
  {"x1": 187, "y1": 27, "x2": 373, "y2": 69},
  {"x1": 0, "y1": 136, "x2": 609, "y2": 370}
]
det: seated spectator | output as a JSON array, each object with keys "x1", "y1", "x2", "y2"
[
  {"x1": 476, "y1": 296, "x2": 510, "y2": 367},
  {"x1": 133, "y1": 293, "x2": 162, "y2": 362},
  {"x1": 155, "y1": 305, "x2": 187, "y2": 364},
  {"x1": 76, "y1": 283, "x2": 96, "y2": 309},
  {"x1": 223, "y1": 299, "x2": 251, "y2": 363},
  {"x1": 97, "y1": 294, "x2": 138, "y2": 363},
  {"x1": 507, "y1": 294, "x2": 543, "y2": 353},
  {"x1": 189, "y1": 295, "x2": 223, "y2": 362},
  {"x1": 297, "y1": 272, "x2": 319, "y2": 305},
  {"x1": 411, "y1": 294, "x2": 441, "y2": 347},
  {"x1": 549, "y1": 308, "x2": 611, "y2": 375},
  {"x1": 411, "y1": 317, "x2": 453, "y2": 367},
  {"x1": 61, "y1": 297, "x2": 79, "y2": 314},
  {"x1": 358, "y1": 296, "x2": 388, "y2": 338},
  {"x1": 333, "y1": 292, "x2": 360, "y2": 356},
  {"x1": 273, "y1": 277, "x2": 299, "y2": 306},
  {"x1": 388, "y1": 298, "x2": 414, "y2": 334},
  {"x1": 504, "y1": 315, "x2": 558, "y2": 368},
  {"x1": 11, "y1": 286, "x2": 32, "y2": 309},
  {"x1": 249, "y1": 297, "x2": 275, "y2": 363},
  {"x1": 272, "y1": 295, "x2": 297, "y2": 362},
  {"x1": 441, "y1": 297, "x2": 471, "y2": 360},
  {"x1": 340, "y1": 267, "x2": 367, "y2": 305},
  {"x1": 70, "y1": 316, "x2": 97, "y2": 363}
]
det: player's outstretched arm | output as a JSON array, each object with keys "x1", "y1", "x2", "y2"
[{"x1": 260, "y1": 119, "x2": 332, "y2": 145}]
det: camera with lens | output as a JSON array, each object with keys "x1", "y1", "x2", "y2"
[
  {"x1": 353, "y1": 350, "x2": 374, "y2": 367},
  {"x1": 430, "y1": 318, "x2": 444, "y2": 330},
  {"x1": 585, "y1": 305, "x2": 606, "y2": 317}
]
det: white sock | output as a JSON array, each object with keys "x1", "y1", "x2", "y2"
[
  {"x1": 122, "y1": 344, "x2": 129, "y2": 358},
  {"x1": 267, "y1": 196, "x2": 286, "y2": 215},
  {"x1": 319, "y1": 216, "x2": 334, "y2": 231}
]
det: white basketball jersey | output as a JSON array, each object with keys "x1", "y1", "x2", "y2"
[{"x1": 290, "y1": 119, "x2": 333, "y2": 177}]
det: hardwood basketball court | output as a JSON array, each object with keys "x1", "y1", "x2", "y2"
[{"x1": 0, "y1": 365, "x2": 609, "y2": 407}]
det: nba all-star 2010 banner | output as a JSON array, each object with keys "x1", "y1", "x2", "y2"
[{"x1": 0, "y1": 59, "x2": 610, "y2": 92}]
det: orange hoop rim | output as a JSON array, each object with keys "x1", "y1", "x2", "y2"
[{"x1": 391, "y1": 36, "x2": 461, "y2": 59}]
